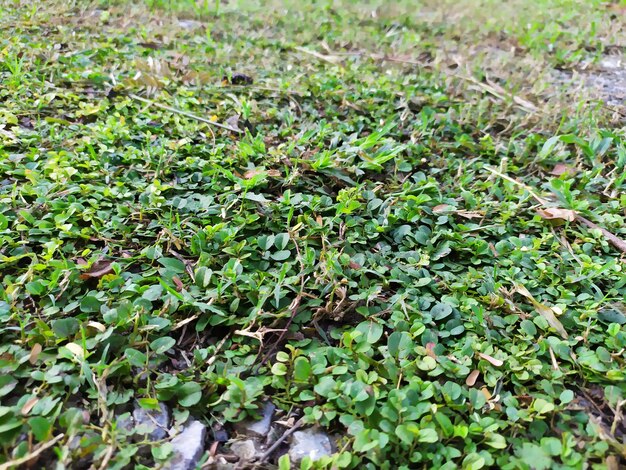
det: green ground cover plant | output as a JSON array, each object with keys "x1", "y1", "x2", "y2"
[{"x1": 1, "y1": 0, "x2": 626, "y2": 468}]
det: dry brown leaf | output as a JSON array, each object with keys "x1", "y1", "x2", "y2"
[
  {"x1": 515, "y1": 284, "x2": 568, "y2": 338},
  {"x1": 433, "y1": 204, "x2": 453, "y2": 213},
  {"x1": 266, "y1": 169, "x2": 281, "y2": 177},
  {"x1": 466, "y1": 369, "x2": 480, "y2": 386},
  {"x1": 21, "y1": 397, "x2": 39, "y2": 415},
  {"x1": 606, "y1": 455, "x2": 620, "y2": 470},
  {"x1": 456, "y1": 210, "x2": 484, "y2": 219},
  {"x1": 478, "y1": 352, "x2": 504, "y2": 367},
  {"x1": 29, "y1": 343, "x2": 42, "y2": 365},
  {"x1": 79, "y1": 260, "x2": 114, "y2": 280},
  {"x1": 537, "y1": 207, "x2": 577, "y2": 222}
]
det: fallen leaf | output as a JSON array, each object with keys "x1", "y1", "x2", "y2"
[
  {"x1": 537, "y1": 207, "x2": 577, "y2": 222},
  {"x1": 243, "y1": 168, "x2": 264, "y2": 179},
  {"x1": 466, "y1": 369, "x2": 480, "y2": 386},
  {"x1": 65, "y1": 342, "x2": 84, "y2": 358},
  {"x1": 514, "y1": 284, "x2": 568, "y2": 338},
  {"x1": 433, "y1": 204, "x2": 453, "y2": 213},
  {"x1": 21, "y1": 397, "x2": 39, "y2": 415},
  {"x1": 425, "y1": 342, "x2": 437, "y2": 359},
  {"x1": 456, "y1": 210, "x2": 485, "y2": 219},
  {"x1": 29, "y1": 343, "x2": 42, "y2": 364},
  {"x1": 606, "y1": 455, "x2": 620, "y2": 470},
  {"x1": 266, "y1": 169, "x2": 281, "y2": 177},
  {"x1": 225, "y1": 114, "x2": 241, "y2": 131},
  {"x1": 87, "y1": 321, "x2": 106, "y2": 332},
  {"x1": 478, "y1": 352, "x2": 504, "y2": 367},
  {"x1": 481, "y1": 387, "x2": 492, "y2": 400},
  {"x1": 79, "y1": 260, "x2": 114, "y2": 280},
  {"x1": 550, "y1": 163, "x2": 577, "y2": 176}
]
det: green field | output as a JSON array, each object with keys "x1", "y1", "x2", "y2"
[{"x1": 1, "y1": 1, "x2": 626, "y2": 468}]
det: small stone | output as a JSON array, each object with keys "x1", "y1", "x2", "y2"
[
  {"x1": 178, "y1": 19, "x2": 202, "y2": 30},
  {"x1": 115, "y1": 412, "x2": 134, "y2": 435},
  {"x1": 211, "y1": 425, "x2": 229, "y2": 443},
  {"x1": 289, "y1": 428, "x2": 332, "y2": 464},
  {"x1": 230, "y1": 439, "x2": 258, "y2": 461},
  {"x1": 133, "y1": 402, "x2": 170, "y2": 441},
  {"x1": 164, "y1": 420, "x2": 207, "y2": 470},
  {"x1": 233, "y1": 402, "x2": 275, "y2": 438}
]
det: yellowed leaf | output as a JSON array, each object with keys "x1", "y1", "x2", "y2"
[
  {"x1": 65, "y1": 342, "x2": 84, "y2": 358},
  {"x1": 481, "y1": 387, "x2": 492, "y2": 400},
  {"x1": 514, "y1": 284, "x2": 568, "y2": 338},
  {"x1": 87, "y1": 321, "x2": 106, "y2": 332},
  {"x1": 537, "y1": 207, "x2": 577, "y2": 222}
]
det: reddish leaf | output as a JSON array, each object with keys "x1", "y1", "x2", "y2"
[
  {"x1": 173, "y1": 276, "x2": 185, "y2": 292},
  {"x1": 550, "y1": 163, "x2": 576, "y2": 176},
  {"x1": 243, "y1": 168, "x2": 263, "y2": 179},
  {"x1": 478, "y1": 352, "x2": 504, "y2": 367}
]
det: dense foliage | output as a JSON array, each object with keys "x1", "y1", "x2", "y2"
[{"x1": 1, "y1": 1, "x2": 625, "y2": 468}]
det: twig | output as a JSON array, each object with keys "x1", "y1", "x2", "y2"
[
  {"x1": 169, "y1": 249, "x2": 196, "y2": 282},
  {"x1": 258, "y1": 228, "x2": 306, "y2": 368},
  {"x1": 128, "y1": 94, "x2": 243, "y2": 133},
  {"x1": 0, "y1": 434, "x2": 64, "y2": 470},
  {"x1": 611, "y1": 399, "x2": 626, "y2": 436},
  {"x1": 295, "y1": 47, "x2": 539, "y2": 114},
  {"x1": 255, "y1": 418, "x2": 304, "y2": 465},
  {"x1": 484, "y1": 165, "x2": 548, "y2": 205},
  {"x1": 206, "y1": 333, "x2": 231, "y2": 367},
  {"x1": 293, "y1": 47, "x2": 343, "y2": 64},
  {"x1": 485, "y1": 165, "x2": 626, "y2": 254},
  {"x1": 576, "y1": 215, "x2": 626, "y2": 254},
  {"x1": 98, "y1": 443, "x2": 116, "y2": 470}
]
